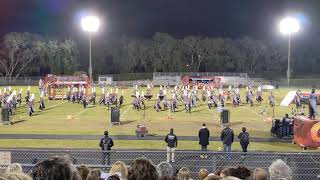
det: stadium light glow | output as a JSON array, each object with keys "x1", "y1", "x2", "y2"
[
  {"x1": 81, "y1": 15, "x2": 100, "y2": 32},
  {"x1": 81, "y1": 15, "x2": 100, "y2": 84},
  {"x1": 279, "y1": 16, "x2": 301, "y2": 87}
]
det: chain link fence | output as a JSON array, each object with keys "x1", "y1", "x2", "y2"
[{"x1": 0, "y1": 149, "x2": 319, "y2": 179}]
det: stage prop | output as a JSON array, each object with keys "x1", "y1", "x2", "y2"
[
  {"x1": 294, "y1": 116, "x2": 320, "y2": 149},
  {"x1": 181, "y1": 76, "x2": 224, "y2": 88},
  {"x1": 44, "y1": 74, "x2": 91, "y2": 100},
  {"x1": 280, "y1": 91, "x2": 320, "y2": 107}
]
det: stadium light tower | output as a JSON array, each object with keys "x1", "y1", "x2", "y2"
[
  {"x1": 279, "y1": 16, "x2": 300, "y2": 87},
  {"x1": 81, "y1": 15, "x2": 100, "y2": 84}
]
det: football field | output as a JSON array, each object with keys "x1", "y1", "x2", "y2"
[{"x1": 0, "y1": 86, "x2": 318, "y2": 152}]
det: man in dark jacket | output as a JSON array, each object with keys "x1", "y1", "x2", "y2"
[
  {"x1": 198, "y1": 123, "x2": 210, "y2": 151},
  {"x1": 99, "y1": 131, "x2": 114, "y2": 165},
  {"x1": 238, "y1": 127, "x2": 250, "y2": 157},
  {"x1": 221, "y1": 124, "x2": 234, "y2": 159},
  {"x1": 165, "y1": 128, "x2": 178, "y2": 162}
]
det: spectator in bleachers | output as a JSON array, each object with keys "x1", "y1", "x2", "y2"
[
  {"x1": 165, "y1": 128, "x2": 178, "y2": 163},
  {"x1": 109, "y1": 161, "x2": 128, "y2": 180},
  {"x1": 0, "y1": 171, "x2": 32, "y2": 180},
  {"x1": 238, "y1": 127, "x2": 250, "y2": 157},
  {"x1": 107, "y1": 174, "x2": 121, "y2": 180},
  {"x1": 221, "y1": 177, "x2": 241, "y2": 180},
  {"x1": 31, "y1": 155, "x2": 80, "y2": 180},
  {"x1": 220, "y1": 168, "x2": 231, "y2": 178},
  {"x1": 86, "y1": 169, "x2": 102, "y2": 180},
  {"x1": 253, "y1": 168, "x2": 268, "y2": 180},
  {"x1": 220, "y1": 124, "x2": 234, "y2": 159},
  {"x1": 229, "y1": 166, "x2": 251, "y2": 180},
  {"x1": 156, "y1": 161, "x2": 174, "y2": 178},
  {"x1": 198, "y1": 168, "x2": 209, "y2": 180},
  {"x1": 158, "y1": 176, "x2": 178, "y2": 180},
  {"x1": 5, "y1": 163, "x2": 22, "y2": 173},
  {"x1": 128, "y1": 158, "x2": 158, "y2": 180},
  {"x1": 203, "y1": 174, "x2": 221, "y2": 180},
  {"x1": 77, "y1": 165, "x2": 91, "y2": 180},
  {"x1": 177, "y1": 167, "x2": 190, "y2": 180},
  {"x1": 269, "y1": 159, "x2": 292, "y2": 180}
]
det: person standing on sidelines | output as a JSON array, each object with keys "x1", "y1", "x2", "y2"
[
  {"x1": 220, "y1": 124, "x2": 234, "y2": 159},
  {"x1": 165, "y1": 128, "x2": 178, "y2": 163},
  {"x1": 99, "y1": 131, "x2": 114, "y2": 165},
  {"x1": 198, "y1": 123, "x2": 210, "y2": 159},
  {"x1": 238, "y1": 127, "x2": 250, "y2": 157}
]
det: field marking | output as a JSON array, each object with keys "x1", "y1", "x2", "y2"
[
  {"x1": 120, "y1": 105, "x2": 132, "y2": 119},
  {"x1": 72, "y1": 108, "x2": 88, "y2": 117},
  {"x1": 45, "y1": 101, "x2": 68, "y2": 110}
]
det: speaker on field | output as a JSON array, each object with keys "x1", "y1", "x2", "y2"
[
  {"x1": 111, "y1": 107, "x2": 120, "y2": 125},
  {"x1": 220, "y1": 109, "x2": 229, "y2": 124},
  {"x1": 1, "y1": 107, "x2": 11, "y2": 125}
]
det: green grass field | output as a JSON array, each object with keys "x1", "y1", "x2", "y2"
[{"x1": 0, "y1": 86, "x2": 318, "y2": 152}]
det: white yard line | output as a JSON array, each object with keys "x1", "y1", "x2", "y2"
[
  {"x1": 72, "y1": 108, "x2": 88, "y2": 117},
  {"x1": 120, "y1": 105, "x2": 132, "y2": 119}
]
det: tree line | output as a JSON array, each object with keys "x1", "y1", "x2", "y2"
[{"x1": 0, "y1": 32, "x2": 319, "y2": 80}]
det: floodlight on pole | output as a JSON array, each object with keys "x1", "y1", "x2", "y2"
[
  {"x1": 81, "y1": 15, "x2": 100, "y2": 84},
  {"x1": 279, "y1": 17, "x2": 300, "y2": 87}
]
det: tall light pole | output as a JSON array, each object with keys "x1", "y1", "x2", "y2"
[
  {"x1": 81, "y1": 15, "x2": 100, "y2": 84},
  {"x1": 279, "y1": 17, "x2": 300, "y2": 87}
]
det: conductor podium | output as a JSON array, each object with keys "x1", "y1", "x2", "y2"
[{"x1": 294, "y1": 116, "x2": 320, "y2": 149}]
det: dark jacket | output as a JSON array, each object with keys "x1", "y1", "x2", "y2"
[
  {"x1": 221, "y1": 127, "x2": 234, "y2": 146},
  {"x1": 238, "y1": 132, "x2": 250, "y2": 145},
  {"x1": 165, "y1": 133, "x2": 178, "y2": 148},
  {"x1": 99, "y1": 136, "x2": 114, "y2": 150},
  {"x1": 198, "y1": 127, "x2": 210, "y2": 146}
]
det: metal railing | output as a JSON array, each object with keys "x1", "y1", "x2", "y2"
[
  {"x1": 153, "y1": 72, "x2": 248, "y2": 77},
  {"x1": 0, "y1": 149, "x2": 319, "y2": 179}
]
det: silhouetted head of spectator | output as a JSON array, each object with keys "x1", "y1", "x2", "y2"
[
  {"x1": 158, "y1": 176, "x2": 178, "y2": 180},
  {"x1": 170, "y1": 128, "x2": 174, "y2": 134},
  {"x1": 109, "y1": 161, "x2": 128, "y2": 180},
  {"x1": 86, "y1": 169, "x2": 101, "y2": 180},
  {"x1": 31, "y1": 155, "x2": 80, "y2": 180},
  {"x1": 77, "y1": 165, "x2": 91, "y2": 180},
  {"x1": 204, "y1": 174, "x2": 221, "y2": 180},
  {"x1": 198, "y1": 168, "x2": 209, "y2": 180},
  {"x1": 107, "y1": 174, "x2": 121, "y2": 180},
  {"x1": 231, "y1": 166, "x2": 251, "y2": 180},
  {"x1": 5, "y1": 163, "x2": 22, "y2": 173},
  {"x1": 156, "y1": 161, "x2": 174, "y2": 178},
  {"x1": 177, "y1": 167, "x2": 190, "y2": 180},
  {"x1": 242, "y1": 127, "x2": 246, "y2": 132},
  {"x1": 269, "y1": 159, "x2": 292, "y2": 180},
  {"x1": 104, "y1": 131, "x2": 109, "y2": 136},
  {"x1": 203, "y1": 123, "x2": 206, "y2": 127},
  {"x1": 220, "y1": 168, "x2": 231, "y2": 178},
  {"x1": 128, "y1": 158, "x2": 158, "y2": 180},
  {"x1": 253, "y1": 168, "x2": 268, "y2": 180},
  {"x1": 1, "y1": 171, "x2": 32, "y2": 180}
]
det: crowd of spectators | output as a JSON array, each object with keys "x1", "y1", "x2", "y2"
[{"x1": 0, "y1": 155, "x2": 293, "y2": 180}]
